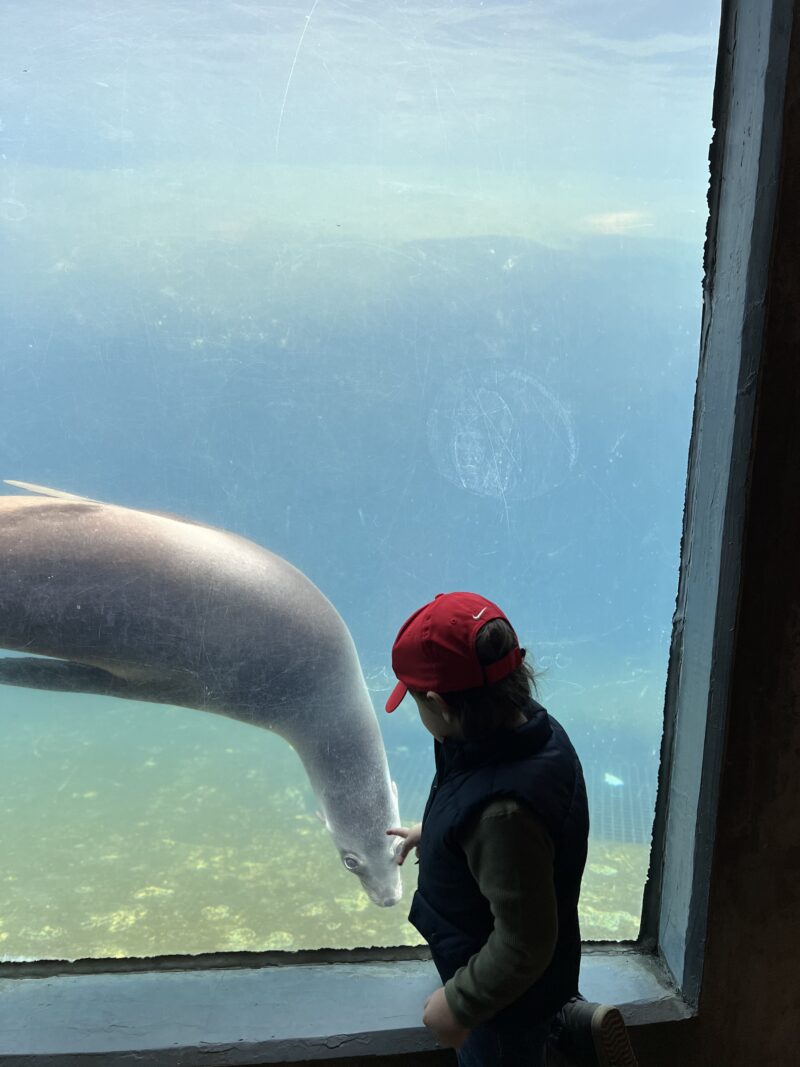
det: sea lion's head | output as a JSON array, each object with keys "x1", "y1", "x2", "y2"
[{"x1": 323, "y1": 779, "x2": 403, "y2": 907}]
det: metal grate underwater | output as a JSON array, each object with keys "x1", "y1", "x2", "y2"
[
  {"x1": 584, "y1": 761, "x2": 657, "y2": 845},
  {"x1": 390, "y1": 754, "x2": 658, "y2": 846}
]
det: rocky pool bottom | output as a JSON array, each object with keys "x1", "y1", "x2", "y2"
[{"x1": 0, "y1": 693, "x2": 651, "y2": 959}]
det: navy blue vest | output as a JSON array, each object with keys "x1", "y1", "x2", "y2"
[{"x1": 408, "y1": 700, "x2": 589, "y2": 1024}]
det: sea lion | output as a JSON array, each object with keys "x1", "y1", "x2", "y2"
[{"x1": 0, "y1": 482, "x2": 402, "y2": 907}]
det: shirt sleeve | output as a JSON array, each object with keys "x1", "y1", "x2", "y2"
[{"x1": 443, "y1": 798, "x2": 558, "y2": 1029}]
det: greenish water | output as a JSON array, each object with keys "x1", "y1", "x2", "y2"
[{"x1": 0, "y1": 689, "x2": 647, "y2": 961}]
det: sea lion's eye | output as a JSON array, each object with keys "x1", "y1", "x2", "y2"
[{"x1": 342, "y1": 854, "x2": 360, "y2": 871}]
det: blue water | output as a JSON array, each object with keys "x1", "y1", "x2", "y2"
[{"x1": 0, "y1": 0, "x2": 720, "y2": 959}]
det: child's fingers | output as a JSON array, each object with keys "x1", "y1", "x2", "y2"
[
  {"x1": 385, "y1": 828, "x2": 415, "y2": 864},
  {"x1": 385, "y1": 825, "x2": 421, "y2": 864},
  {"x1": 395, "y1": 841, "x2": 413, "y2": 865}
]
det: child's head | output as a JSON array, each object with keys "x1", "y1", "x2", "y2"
[{"x1": 385, "y1": 592, "x2": 537, "y2": 742}]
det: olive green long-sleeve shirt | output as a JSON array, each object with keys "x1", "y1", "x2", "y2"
[{"x1": 442, "y1": 798, "x2": 559, "y2": 1029}]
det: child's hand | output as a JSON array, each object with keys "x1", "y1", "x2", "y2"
[
  {"x1": 422, "y1": 986, "x2": 470, "y2": 1049},
  {"x1": 385, "y1": 823, "x2": 422, "y2": 865}
]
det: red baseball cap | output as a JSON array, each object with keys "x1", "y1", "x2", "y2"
[{"x1": 385, "y1": 592, "x2": 524, "y2": 712}]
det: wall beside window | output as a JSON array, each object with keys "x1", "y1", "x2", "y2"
[{"x1": 636, "y1": 7, "x2": 800, "y2": 1063}]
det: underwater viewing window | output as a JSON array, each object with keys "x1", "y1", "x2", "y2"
[{"x1": 0, "y1": 0, "x2": 723, "y2": 969}]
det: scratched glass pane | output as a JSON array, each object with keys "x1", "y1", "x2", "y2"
[{"x1": 0, "y1": 1, "x2": 720, "y2": 959}]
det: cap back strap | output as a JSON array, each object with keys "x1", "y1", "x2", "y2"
[{"x1": 483, "y1": 646, "x2": 524, "y2": 685}]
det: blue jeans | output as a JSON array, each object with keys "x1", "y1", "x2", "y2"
[{"x1": 456, "y1": 1014, "x2": 554, "y2": 1067}]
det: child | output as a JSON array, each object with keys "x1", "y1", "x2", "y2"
[{"x1": 385, "y1": 592, "x2": 638, "y2": 1067}]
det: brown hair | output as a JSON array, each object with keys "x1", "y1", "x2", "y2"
[{"x1": 439, "y1": 617, "x2": 538, "y2": 741}]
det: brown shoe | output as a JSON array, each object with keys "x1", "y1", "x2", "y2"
[{"x1": 558, "y1": 998, "x2": 638, "y2": 1067}]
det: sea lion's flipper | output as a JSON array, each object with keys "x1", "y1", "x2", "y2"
[
  {"x1": 0, "y1": 657, "x2": 128, "y2": 696},
  {"x1": 0, "y1": 657, "x2": 199, "y2": 707},
  {"x1": 3, "y1": 480, "x2": 101, "y2": 503}
]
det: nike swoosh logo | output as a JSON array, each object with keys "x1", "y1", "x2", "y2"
[{"x1": 472, "y1": 608, "x2": 488, "y2": 619}]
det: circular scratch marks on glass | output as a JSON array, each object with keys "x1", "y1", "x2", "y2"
[
  {"x1": 0, "y1": 198, "x2": 27, "y2": 222},
  {"x1": 427, "y1": 371, "x2": 577, "y2": 500}
]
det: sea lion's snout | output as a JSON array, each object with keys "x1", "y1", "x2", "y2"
[
  {"x1": 334, "y1": 834, "x2": 403, "y2": 907},
  {"x1": 365, "y1": 881, "x2": 403, "y2": 908},
  {"x1": 365, "y1": 873, "x2": 403, "y2": 908},
  {"x1": 355, "y1": 849, "x2": 403, "y2": 908}
]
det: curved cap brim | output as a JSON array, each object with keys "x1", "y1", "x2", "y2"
[{"x1": 385, "y1": 681, "x2": 407, "y2": 713}]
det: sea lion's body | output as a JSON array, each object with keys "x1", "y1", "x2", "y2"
[{"x1": 0, "y1": 489, "x2": 401, "y2": 906}]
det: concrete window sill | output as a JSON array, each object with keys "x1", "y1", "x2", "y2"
[{"x1": 0, "y1": 948, "x2": 690, "y2": 1064}]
